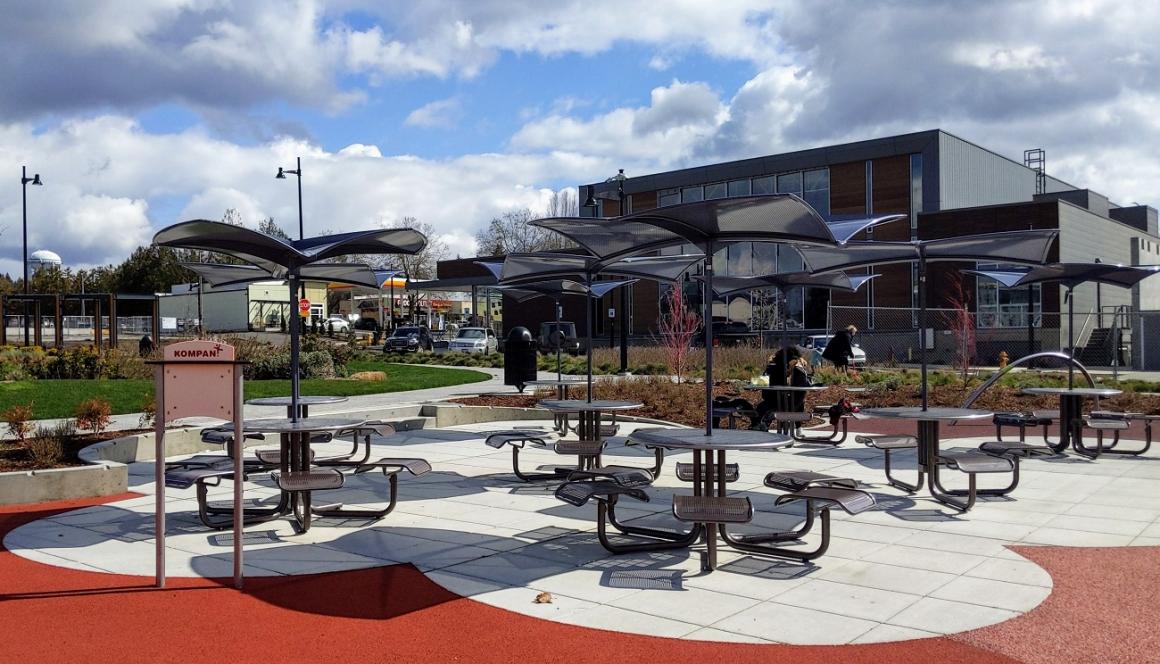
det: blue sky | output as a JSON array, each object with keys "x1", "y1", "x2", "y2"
[{"x1": 0, "y1": 1, "x2": 1157, "y2": 274}]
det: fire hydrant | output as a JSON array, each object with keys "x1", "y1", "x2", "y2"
[{"x1": 998, "y1": 351, "x2": 1009, "y2": 369}]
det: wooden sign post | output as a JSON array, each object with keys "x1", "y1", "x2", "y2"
[{"x1": 149, "y1": 340, "x2": 248, "y2": 589}]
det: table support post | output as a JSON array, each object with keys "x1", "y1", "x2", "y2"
[
  {"x1": 153, "y1": 366, "x2": 166, "y2": 588},
  {"x1": 232, "y1": 369, "x2": 244, "y2": 589}
]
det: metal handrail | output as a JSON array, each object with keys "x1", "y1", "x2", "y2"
[{"x1": 959, "y1": 351, "x2": 1096, "y2": 410}]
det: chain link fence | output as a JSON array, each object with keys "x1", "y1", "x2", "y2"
[{"x1": 829, "y1": 305, "x2": 1065, "y2": 368}]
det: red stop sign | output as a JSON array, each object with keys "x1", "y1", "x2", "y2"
[{"x1": 298, "y1": 298, "x2": 311, "y2": 315}]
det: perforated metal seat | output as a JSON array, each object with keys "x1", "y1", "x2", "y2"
[
  {"x1": 979, "y1": 440, "x2": 1056, "y2": 458},
  {"x1": 764, "y1": 470, "x2": 858, "y2": 492},
  {"x1": 774, "y1": 411, "x2": 813, "y2": 423},
  {"x1": 856, "y1": 434, "x2": 917, "y2": 449},
  {"x1": 554, "y1": 439, "x2": 606, "y2": 456},
  {"x1": 675, "y1": 462, "x2": 739, "y2": 483},
  {"x1": 554, "y1": 480, "x2": 650, "y2": 507},
  {"x1": 775, "y1": 485, "x2": 877, "y2": 515},
  {"x1": 941, "y1": 450, "x2": 1014, "y2": 474},
  {"x1": 672, "y1": 495, "x2": 753, "y2": 524},
  {"x1": 274, "y1": 469, "x2": 345, "y2": 491}
]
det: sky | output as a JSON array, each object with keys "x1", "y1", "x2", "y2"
[{"x1": 0, "y1": 0, "x2": 1157, "y2": 276}]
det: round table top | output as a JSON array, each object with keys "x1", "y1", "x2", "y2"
[
  {"x1": 224, "y1": 416, "x2": 367, "y2": 434},
  {"x1": 627, "y1": 427, "x2": 793, "y2": 450},
  {"x1": 245, "y1": 396, "x2": 350, "y2": 406},
  {"x1": 525, "y1": 378, "x2": 588, "y2": 387},
  {"x1": 742, "y1": 384, "x2": 830, "y2": 392},
  {"x1": 859, "y1": 406, "x2": 993, "y2": 422},
  {"x1": 1022, "y1": 387, "x2": 1123, "y2": 397},
  {"x1": 536, "y1": 399, "x2": 642, "y2": 412}
]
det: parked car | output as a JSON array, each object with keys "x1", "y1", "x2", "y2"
[
  {"x1": 537, "y1": 321, "x2": 582, "y2": 355},
  {"x1": 449, "y1": 327, "x2": 498, "y2": 354},
  {"x1": 325, "y1": 315, "x2": 351, "y2": 333},
  {"x1": 353, "y1": 317, "x2": 380, "y2": 332},
  {"x1": 385, "y1": 325, "x2": 433, "y2": 352},
  {"x1": 804, "y1": 334, "x2": 867, "y2": 368}
]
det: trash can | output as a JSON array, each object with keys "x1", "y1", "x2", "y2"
[{"x1": 504, "y1": 327, "x2": 537, "y2": 392}]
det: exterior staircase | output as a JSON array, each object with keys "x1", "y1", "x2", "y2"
[{"x1": 1077, "y1": 327, "x2": 1119, "y2": 366}]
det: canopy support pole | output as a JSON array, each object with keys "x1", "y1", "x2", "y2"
[
  {"x1": 1067, "y1": 286, "x2": 1075, "y2": 390},
  {"x1": 919, "y1": 247, "x2": 928, "y2": 411},
  {"x1": 586, "y1": 275, "x2": 594, "y2": 402},
  {"x1": 704, "y1": 243, "x2": 715, "y2": 436},
  {"x1": 555, "y1": 296, "x2": 563, "y2": 381},
  {"x1": 288, "y1": 272, "x2": 301, "y2": 421}
]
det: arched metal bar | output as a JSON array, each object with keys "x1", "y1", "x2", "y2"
[{"x1": 960, "y1": 351, "x2": 1096, "y2": 410}]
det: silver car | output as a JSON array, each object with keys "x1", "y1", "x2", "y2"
[
  {"x1": 449, "y1": 327, "x2": 498, "y2": 354},
  {"x1": 805, "y1": 334, "x2": 867, "y2": 368}
]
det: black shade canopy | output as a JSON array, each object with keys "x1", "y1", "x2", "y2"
[
  {"x1": 969, "y1": 263, "x2": 1160, "y2": 289},
  {"x1": 701, "y1": 271, "x2": 878, "y2": 298},
  {"x1": 154, "y1": 220, "x2": 426, "y2": 271},
  {"x1": 184, "y1": 262, "x2": 384, "y2": 289},
  {"x1": 796, "y1": 230, "x2": 1059, "y2": 274},
  {"x1": 498, "y1": 279, "x2": 638, "y2": 303},
  {"x1": 531, "y1": 195, "x2": 878, "y2": 262},
  {"x1": 493, "y1": 253, "x2": 705, "y2": 285}
]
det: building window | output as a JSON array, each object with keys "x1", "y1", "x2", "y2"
[
  {"x1": 681, "y1": 186, "x2": 704, "y2": 203},
  {"x1": 776, "y1": 172, "x2": 802, "y2": 196},
  {"x1": 909, "y1": 153, "x2": 922, "y2": 236},
  {"x1": 705, "y1": 182, "x2": 727, "y2": 200},
  {"x1": 659, "y1": 188, "x2": 681, "y2": 207},
  {"x1": 727, "y1": 179, "x2": 751, "y2": 197},
  {"x1": 976, "y1": 263, "x2": 1041, "y2": 329},
  {"x1": 752, "y1": 176, "x2": 774, "y2": 195},
  {"x1": 803, "y1": 168, "x2": 830, "y2": 218}
]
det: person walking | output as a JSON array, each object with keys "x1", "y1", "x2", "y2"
[{"x1": 822, "y1": 325, "x2": 858, "y2": 372}]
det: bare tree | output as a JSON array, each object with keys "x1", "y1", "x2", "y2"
[
  {"x1": 544, "y1": 188, "x2": 578, "y2": 218},
  {"x1": 657, "y1": 285, "x2": 701, "y2": 383},
  {"x1": 257, "y1": 217, "x2": 292, "y2": 241},
  {"x1": 475, "y1": 207, "x2": 570, "y2": 256}
]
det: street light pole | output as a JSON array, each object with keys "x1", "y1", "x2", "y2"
[
  {"x1": 276, "y1": 157, "x2": 307, "y2": 319},
  {"x1": 21, "y1": 166, "x2": 42, "y2": 346}
]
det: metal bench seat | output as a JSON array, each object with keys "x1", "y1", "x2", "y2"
[
  {"x1": 555, "y1": 475, "x2": 700, "y2": 554},
  {"x1": 485, "y1": 430, "x2": 609, "y2": 481},
  {"x1": 856, "y1": 434, "x2": 922, "y2": 493},
  {"x1": 274, "y1": 469, "x2": 345, "y2": 492},
  {"x1": 566, "y1": 467, "x2": 655, "y2": 486},
  {"x1": 764, "y1": 470, "x2": 858, "y2": 492},
  {"x1": 312, "y1": 457, "x2": 432, "y2": 520},
  {"x1": 979, "y1": 440, "x2": 1056, "y2": 458},
  {"x1": 672, "y1": 495, "x2": 753, "y2": 524},
  {"x1": 722, "y1": 485, "x2": 875, "y2": 562},
  {"x1": 1076, "y1": 414, "x2": 1151, "y2": 458},
  {"x1": 774, "y1": 411, "x2": 813, "y2": 423},
  {"x1": 993, "y1": 411, "x2": 1057, "y2": 447},
  {"x1": 930, "y1": 450, "x2": 1020, "y2": 511},
  {"x1": 675, "y1": 462, "x2": 739, "y2": 483}
]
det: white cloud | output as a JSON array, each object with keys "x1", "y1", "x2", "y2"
[{"x1": 404, "y1": 97, "x2": 462, "y2": 129}]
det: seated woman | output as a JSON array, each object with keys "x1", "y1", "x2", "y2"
[{"x1": 753, "y1": 346, "x2": 811, "y2": 429}]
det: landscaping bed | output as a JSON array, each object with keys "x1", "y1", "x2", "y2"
[
  {"x1": 453, "y1": 376, "x2": 1160, "y2": 430},
  {"x1": 0, "y1": 428, "x2": 148, "y2": 473}
]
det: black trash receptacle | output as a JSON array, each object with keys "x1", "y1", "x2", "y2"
[{"x1": 504, "y1": 327, "x2": 537, "y2": 392}]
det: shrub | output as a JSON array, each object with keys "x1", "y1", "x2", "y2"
[
  {"x1": 74, "y1": 398, "x2": 112, "y2": 435},
  {"x1": 26, "y1": 420, "x2": 74, "y2": 466},
  {"x1": 3, "y1": 403, "x2": 35, "y2": 442}
]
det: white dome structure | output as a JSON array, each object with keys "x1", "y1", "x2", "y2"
[{"x1": 29, "y1": 249, "x2": 62, "y2": 269}]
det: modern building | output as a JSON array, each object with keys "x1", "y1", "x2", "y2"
[{"x1": 427, "y1": 130, "x2": 1159, "y2": 366}]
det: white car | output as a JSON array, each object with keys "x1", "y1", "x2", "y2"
[
  {"x1": 325, "y1": 315, "x2": 351, "y2": 333},
  {"x1": 805, "y1": 334, "x2": 867, "y2": 368},
  {"x1": 450, "y1": 327, "x2": 498, "y2": 354}
]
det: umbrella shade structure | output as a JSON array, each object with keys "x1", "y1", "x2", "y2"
[
  {"x1": 794, "y1": 229, "x2": 1060, "y2": 409},
  {"x1": 702, "y1": 271, "x2": 878, "y2": 298},
  {"x1": 530, "y1": 197, "x2": 894, "y2": 434},
  {"x1": 496, "y1": 278, "x2": 637, "y2": 381},
  {"x1": 155, "y1": 220, "x2": 427, "y2": 419},
  {"x1": 184, "y1": 261, "x2": 383, "y2": 289},
  {"x1": 532, "y1": 196, "x2": 902, "y2": 262},
  {"x1": 968, "y1": 263, "x2": 1160, "y2": 387},
  {"x1": 484, "y1": 253, "x2": 702, "y2": 400}
]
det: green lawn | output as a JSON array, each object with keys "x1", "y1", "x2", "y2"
[{"x1": 0, "y1": 364, "x2": 491, "y2": 420}]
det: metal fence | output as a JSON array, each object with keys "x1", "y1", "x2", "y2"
[
  {"x1": 4, "y1": 316, "x2": 155, "y2": 344},
  {"x1": 829, "y1": 305, "x2": 1064, "y2": 368}
]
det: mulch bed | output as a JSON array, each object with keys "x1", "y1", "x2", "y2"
[
  {"x1": 0, "y1": 429, "x2": 150, "y2": 473},
  {"x1": 453, "y1": 381, "x2": 1160, "y2": 431}
]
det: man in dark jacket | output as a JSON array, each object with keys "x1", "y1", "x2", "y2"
[{"x1": 822, "y1": 325, "x2": 858, "y2": 371}]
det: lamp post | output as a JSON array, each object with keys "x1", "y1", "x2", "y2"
[
  {"x1": 276, "y1": 157, "x2": 306, "y2": 308},
  {"x1": 21, "y1": 166, "x2": 42, "y2": 346}
]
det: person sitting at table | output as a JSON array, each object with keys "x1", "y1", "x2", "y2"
[{"x1": 753, "y1": 346, "x2": 810, "y2": 429}]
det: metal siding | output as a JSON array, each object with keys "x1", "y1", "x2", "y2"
[
  {"x1": 937, "y1": 133, "x2": 1036, "y2": 210},
  {"x1": 1058, "y1": 202, "x2": 1144, "y2": 344}
]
